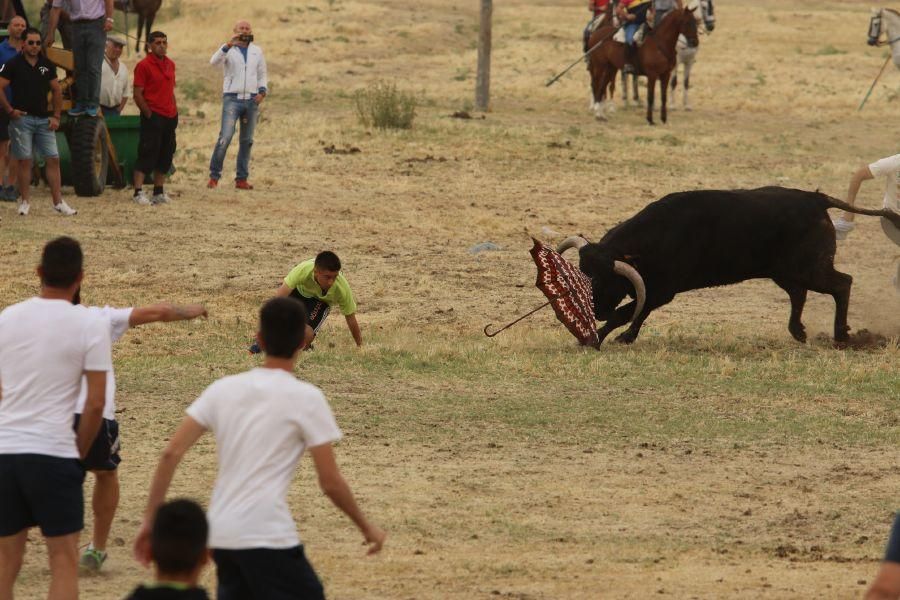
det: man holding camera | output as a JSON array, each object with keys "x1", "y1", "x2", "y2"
[{"x1": 207, "y1": 20, "x2": 267, "y2": 191}]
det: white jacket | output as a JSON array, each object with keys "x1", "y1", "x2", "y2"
[{"x1": 210, "y1": 43, "x2": 268, "y2": 100}]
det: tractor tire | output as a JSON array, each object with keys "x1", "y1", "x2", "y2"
[{"x1": 70, "y1": 117, "x2": 109, "y2": 197}]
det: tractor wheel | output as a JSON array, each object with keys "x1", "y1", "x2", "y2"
[{"x1": 70, "y1": 117, "x2": 109, "y2": 197}]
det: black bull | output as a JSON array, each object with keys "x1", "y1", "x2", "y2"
[{"x1": 557, "y1": 186, "x2": 900, "y2": 346}]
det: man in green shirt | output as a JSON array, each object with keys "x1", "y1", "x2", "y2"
[{"x1": 252, "y1": 251, "x2": 361, "y2": 351}]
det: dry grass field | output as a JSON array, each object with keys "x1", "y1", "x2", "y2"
[{"x1": 2, "y1": 0, "x2": 900, "y2": 597}]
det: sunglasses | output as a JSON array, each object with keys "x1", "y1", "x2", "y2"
[{"x1": 25, "y1": 40, "x2": 41, "y2": 46}]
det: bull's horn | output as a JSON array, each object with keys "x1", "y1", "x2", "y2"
[
  {"x1": 613, "y1": 261, "x2": 646, "y2": 323},
  {"x1": 557, "y1": 236, "x2": 589, "y2": 253}
]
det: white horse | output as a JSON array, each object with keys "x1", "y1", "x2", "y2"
[
  {"x1": 619, "y1": 0, "x2": 715, "y2": 109},
  {"x1": 867, "y1": 7, "x2": 900, "y2": 69}
]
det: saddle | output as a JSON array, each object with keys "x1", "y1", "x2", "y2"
[{"x1": 612, "y1": 24, "x2": 647, "y2": 46}]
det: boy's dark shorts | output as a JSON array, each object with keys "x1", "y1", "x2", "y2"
[
  {"x1": 0, "y1": 453, "x2": 85, "y2": 537},
  {"x1": 73, "y1": 415, "x2": 121, "y2": 471},
  {"x1": 288, "y1": 289, "x2": 331, "y2": 333},
  {"x1": 884, "y1": 512, "x2": 900, "y2": 563},
  {"x1": 136, "y1": 112, "x2": 177, "y2": 175},
  {"x1": 212, "y1": 545, "x2": 324, "y2": 600}
]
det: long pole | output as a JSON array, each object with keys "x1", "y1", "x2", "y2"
[
  {"x1": 475, "y1": 0, "x2": 492, "y2": 111},
  {"x1": 859, "y1": 54, "x2": 892, "y2": 112},
  {"x1": 545, "y1": 28, "x2": 615, "y2": 87}
]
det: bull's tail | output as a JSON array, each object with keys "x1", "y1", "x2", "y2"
[{"x1": 819, "y1": 191, "x2": 900, "y2": 228}]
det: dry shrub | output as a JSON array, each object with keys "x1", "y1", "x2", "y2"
[{"x1": 354, "y1": 81, "x2": 417, "y2": 129}]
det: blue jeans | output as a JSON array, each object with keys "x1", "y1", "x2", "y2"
[
  {"x1": 209, "y1": 95, "x2": 259, "y2": 181},
  {"x1": 625, "y1": 22, "x2": 640, "y2": 45},
  {"x1": 9, "y1": 115, "x2": 59, "y2": 160},
  {"x1": 71, "y1": 18, "x2": 105, "y2": 108}
]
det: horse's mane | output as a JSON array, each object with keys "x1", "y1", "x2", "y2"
[{"x1": 885, "y1": 7, "x2": 900, "y2": 18}]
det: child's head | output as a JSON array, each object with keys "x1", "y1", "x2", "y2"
[
  {"x1": 258, "y1": 296, "x2": 309, "y2": 358},
  {"x1": 151, "y1": 499, "x2": 209, "y2": 581},
  {"x1": 313, "y1": 251, "x2": 341, "y2": 291},
  {"x1": 39, "y1": 236, "x2": 83, "y2": 289}
]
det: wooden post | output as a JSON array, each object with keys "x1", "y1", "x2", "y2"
[{"x1": 475, "y1": 0, "x2": 492, "y2": 112}]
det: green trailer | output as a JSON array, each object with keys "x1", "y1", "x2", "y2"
[{"x1": 56, "y1": 114, "x2": 140, "y2": 195}]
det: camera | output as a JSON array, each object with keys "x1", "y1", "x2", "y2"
[{"x1": 239, "y1": 34, "x2": 254, "y2": 43}]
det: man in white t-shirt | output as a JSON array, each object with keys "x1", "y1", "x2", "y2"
[
  {"x1": 134, "y1": 296, "x2": 386, "y2": 599},
  {"x1": 74, "y1": 301, "x2": 207, "y2": 572},
  {"x1": 833, "y1": 153, "x2": 900, "y2": 289},
  {"x1": 0, "y1": 237, "x2": 112, "y2": 600}
]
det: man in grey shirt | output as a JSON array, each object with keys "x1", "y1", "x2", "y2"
[
  {"x1": 652, "y1": 0, "x2": 682, "y2": 26},
  {"x1": 45, "y1": 0, "x2": 114, "y2": 117}
]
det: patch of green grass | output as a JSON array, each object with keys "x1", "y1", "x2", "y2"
[
  {"x1": 354, "y1": 81, "x2": 418, "y2": 129},
  {"x1": 815, "y1": 45, "x2": 846, "y2": 56}
]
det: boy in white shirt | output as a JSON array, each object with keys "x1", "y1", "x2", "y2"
[
  {"x1": 833, "y1": 153, "x2": 900, "y2": 289},
  {"x1": 75, "y1": 300, "x2": 207, "y2": 572},
  {"x1": 0, "y1": 236, "x2": 111, "y2": 600},
  {"x1": 135, "y1": 296, "x2": 386, "y2": 599}
]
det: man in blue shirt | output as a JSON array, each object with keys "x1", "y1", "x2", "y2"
[{"x1": 0, "y1": 15, "x2": 24, "y2": 202}]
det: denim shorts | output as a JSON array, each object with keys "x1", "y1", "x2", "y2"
[{"x1": 9, "y1": 115, "x2": 59, "y2": 160}]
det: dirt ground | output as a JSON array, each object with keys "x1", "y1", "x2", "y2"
[{"x1": 2, "y1": 0, "x2": 900, "y2": 597}]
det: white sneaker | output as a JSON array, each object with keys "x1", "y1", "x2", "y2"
[
  {"x1": 133, "y1": 190, "x2": 151, "y2": 205},
  {"x1": 151, "y1": 192, "x2": 170, "y2": 205},
  {"x1": 53, "y1": 200, "x2": 77, "y2": 216},
  {"x1": 17, "y1": 200, "x2": 29, "y2": 216},
  {"x1": 832, "y1": 217, "x2": 855, "y2": 240}
]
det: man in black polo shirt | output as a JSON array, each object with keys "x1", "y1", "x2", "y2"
[{"x1": 0, "y1": 27, "x2": 77, "y2": 217}]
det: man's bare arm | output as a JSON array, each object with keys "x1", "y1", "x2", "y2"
[
  {"x1": 310, "y1": 443, "x2": 385, "y2": 554},
  {"x1": 129, "y1": 303, "x2": 207, "y2": 327},
  {"x1": 133, "y1": 86, "x2": 151, "y2": 117},
  {"x1": 77, "y1": 370, "x2": 107, "y2": 458},
  {"x1": 345, "y1": 313, "x2": 362, "y2": 347},
  {"x1": 45, "y1": 7, "x2": 61, "y2": 46},
  {"x1": 844, "y1": 165, "x2": 875, "y2": 222},
  {"x1": 274, "y1": 283, "x2": 293, "y2": 297}
]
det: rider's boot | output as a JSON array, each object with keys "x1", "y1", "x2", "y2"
[{"x1": 623, "y1": 43, "x2": 636, "y2": 74}]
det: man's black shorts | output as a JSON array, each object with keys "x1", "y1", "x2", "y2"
[
  {"x1": 0, "y1": 112, "x2": 9, "y2": 142},
  {"x1": 0, "y1": 453, "x2": 85, "y2": 537},
  {"x1": 212, "y1": 546, "x2": 324, "y2": 600},
  {"x1": 289, "y1": 289, "x2": 331, "y2": 333},
  {"x1": 73, "y1": 415, "x2": 121, "y2": 471},
  {"x1": 884, "y1": 512, "x2": 900, "y2": 562},
  {"x1": 136, "y1": 112, "x2": 177, "y2": 175}
]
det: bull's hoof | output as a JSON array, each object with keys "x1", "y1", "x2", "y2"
[
  {"x1": 789, "y1": 324, "x2": 807, "y2": 343},
  {"x1": 615, "y1": 330, "x2": 637, "y2": 344}
]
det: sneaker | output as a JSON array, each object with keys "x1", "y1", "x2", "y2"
[
  {"x1": 79, "y1": 546, "x2": 107, "y2": 572},
  {"x1": 207, "y1": 178, "x2": 218, "y2": 189},
  {"x1": 151, "y1": 192, "x2": 171, "y2": 205},
  {"x1": 248, "y1": 341, "x2": 261, "y2": 355},
  {"x1": 85, "y1": 106, "x2": 98, "y2": 117},
  {"x1": 53, "y1": 200, "x2": 77, "y2": 216},
  {"x1": 133, "y1": 189, "x2": 151, "y2": 205},
  {"x1": 235, "y1": 179, "x2": 253, "y2": 190},
  {"x1": 17, "y1": 200, "x2": 29, "y2": 216},
  {"x1": 68, "y1": 104, "x2": 86, "y2": 117},
  {"x1": 0, "y1": 186, "x2": 14, "y2": 202}
]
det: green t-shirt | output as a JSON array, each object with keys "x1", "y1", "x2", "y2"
[{"x1": 283, "y1": 259, "x2": 357, "y2": 316}]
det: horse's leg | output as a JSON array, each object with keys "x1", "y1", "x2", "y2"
[
  {"x1": 620, "y1": 70, "x2": 629, "y2": 107},
  {"x1": 646, "y1": 75, "x2": 656, "y2": 125},
  {"x1": 632, "y1": 73, "x2": 640, "y2": 105},
  {"x1": 146, "y1": 13, "x2": 155, "y2": 52},
  {"x1": 670, "y1": 62, "x2": 679, "y2": 110},
  {"x1": 660, "y1": 70, "x2": 671, "y2": 124},
  {"x1": 683, "y1": 57, "x2": 693, "y2": 111},
  {"x1": 136, "y1": 13, "x2": 144, "y2": 52}
]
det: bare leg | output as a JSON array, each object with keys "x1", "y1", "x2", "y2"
[
  {"x1": 133, "y1": 169, "x2": 146, "y2": 190},
  {"x1": 90, "y1": 470, "x2": 119, "y2": 552},
  {"x1": 152, "y1": 171, "x2": 166, "y2": 187},
  {"x1": 16, "y1": 158, "x2": 31, "y2": 202},
  {"x1": 45, "y1": 533, "x2": 80, "y2": 600},
  {"x1": 44, "y1": 157, "x2": 62, "y2": 205},
  {"x1": 0, "y1": 531, "x2": 28, "y2": 600}
]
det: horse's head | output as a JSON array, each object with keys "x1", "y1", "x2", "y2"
[
  {"x1": 681, "y1": 7, "x2": 700, "y2": 48},
  {"x1": 701, "y1": 0, "x2": 715, "y2": 33},
  {"x1": 868, "y1": 8, "x2": 883, "y2": 46}
]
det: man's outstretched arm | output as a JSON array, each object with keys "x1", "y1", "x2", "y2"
[
  {"x1": 345, "y1": 314, "x2": 362, "y2": 347},
  {"x1": 843, "y1": 165, "x2": 875, "y2": 222},
  {"x1": 129, "y1": 303, "x2": 207, "y2": 327}
]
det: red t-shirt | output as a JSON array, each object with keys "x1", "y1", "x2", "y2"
[{"x1": 133, "y1": 54, "x2": 177, "y2": 118}]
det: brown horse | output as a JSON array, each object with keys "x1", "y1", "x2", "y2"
[
  {"x1": 588, "y1": 7, "x2": 699, "y2": 124},
  {"x1": 114, "y1": 0, "x2": 162, "y2": 53}
]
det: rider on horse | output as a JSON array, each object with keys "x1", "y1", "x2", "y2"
[
  {"x1": 583, "y1": 0, "x2": 611, "y2": 54},
  {"x1": 650, "y1": 0, "x2": 683, "y2": 27},
  {"x1": 617, "y1": 0, "x2": 652, "y2": 73}
]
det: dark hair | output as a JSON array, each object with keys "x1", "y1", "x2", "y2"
[
  {"x1": 259, "y1": 296, "x2": 308, "y2": 358},
  {"x1": 40, "y1": 237, "x2": 83, "y2": 288},
  {"x1": 314, "y1": 251, "x2": 341, "y2": 272},
  {"x1": 23, "y1": 26, "x2": 41, "y2": 39},
  {"x1": 151, "y1": 499, "x2": 208, "y2": 575},
  {"x1": 147, "y1": 30, "x2": 167, "y2": 44}
]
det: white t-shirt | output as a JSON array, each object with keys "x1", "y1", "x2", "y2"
[
  {"x1": 75, "y1": 306, "x2": 133, "y2": 420},
  {"x1": 186, "y1": 368, "x2": 342, "y2": 549},
  {"x1": 0, "y1": 297, "x2": 112, "y2": 458},
  {"x1": 100, "y1": 57, "x2": 132, "y2": 107},
  {"x1": 868, "y1": 154, "x2": 900, "y2": 214}
]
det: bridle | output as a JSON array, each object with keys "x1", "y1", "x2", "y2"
[{"x1": 869, "y1": 10, "x2": 900, "y2": 47}]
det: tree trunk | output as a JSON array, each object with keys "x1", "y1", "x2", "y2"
[{"x1": 475, "y1": 0, "x2": 492, "y2": 112}]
